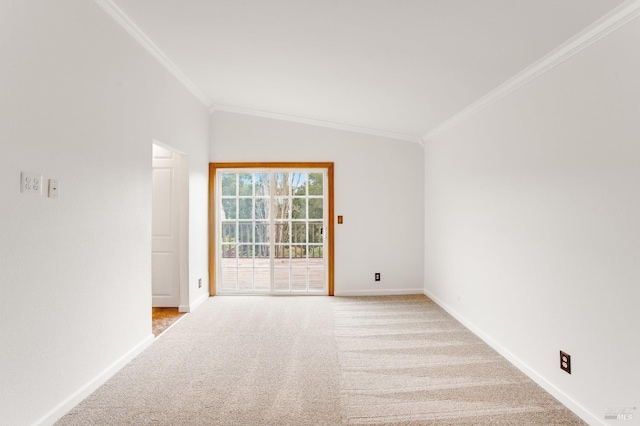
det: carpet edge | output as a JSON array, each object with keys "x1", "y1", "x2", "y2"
[
  {"x1": 422, "y1": 289, "x2": 601, "y2": 426},
  {"x1": 335, "y1": 288, "x2": 424, "y2": 296}
]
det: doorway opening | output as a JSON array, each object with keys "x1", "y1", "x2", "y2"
[
  {"x1": 209, "y1": 163, "x2": 334, "y2": 296},
  {"x1": 152, "y1": 142, "x2": 189, "y2": 315}
]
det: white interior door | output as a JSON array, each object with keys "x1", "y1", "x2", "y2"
[
  {"x1": 217, "y1": 169, "x2": 328, "y2": 295},
  {"x1": 152, "y1": 144, "x2": 181, "y2": 306}
]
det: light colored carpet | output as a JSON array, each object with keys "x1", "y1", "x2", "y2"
[
  {"x1": 57, "y1": 295, "x2": 585, "y2": 425},
  {"x1": 332, "y1": 295, "x2": 584, "y2": 425}
]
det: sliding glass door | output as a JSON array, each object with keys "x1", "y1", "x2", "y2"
[{"x1": 216, "y1": 169, "x2": 328, "y2": 294}]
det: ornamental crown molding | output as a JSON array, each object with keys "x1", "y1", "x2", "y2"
[
  {"x1": 211, "y1": 104, "x2": 423, "y2": 144},
  {"x1": 94, "y1": 0, "x2": 212, "y2": 108},
  {"x1": 422, "y1": 0, "x2": 640, "y2": 142}
]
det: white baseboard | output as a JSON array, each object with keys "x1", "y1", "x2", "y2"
[
  {"x1": 422, "y1": 289, "x2": 604, "y2": 426},
  {"x1": 179, "y1": 292, "x2": 209, "y2": 313},
  {"x1": 33, "y1": 334, "x2": 154, "y2": 426},
  {"x1": 335, "y1": 288, "x2": 424, "y2": 296}
]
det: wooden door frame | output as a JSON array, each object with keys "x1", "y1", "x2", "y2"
[{"x1": 208, "y1": 162, "x2": 335, "y2": 296}]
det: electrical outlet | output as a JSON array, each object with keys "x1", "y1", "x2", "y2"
[
  {"x1": 375, "y1": 273, "x2": 380, "y2": 281},
  {"x1": 21, "y1": 172, "x2": 43, "y2": 195},
  {"x1": 560, "y1": 351, "x2": 571, "y2": 374},
  {"x1": 198, "y1": 278, "x2": 202, "y2": 288}
]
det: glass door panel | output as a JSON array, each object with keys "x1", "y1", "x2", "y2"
[{"x1": 217, "y1": 169, "x2": 326, "y2": 294}]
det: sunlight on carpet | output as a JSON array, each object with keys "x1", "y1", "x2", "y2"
[{"x1": 57, "y1": 295, "x2": 586, "y2": 425}]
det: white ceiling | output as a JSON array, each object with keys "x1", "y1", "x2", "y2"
[{"x1": 109, "y1": 0, "x2": 625, "y2": 141}]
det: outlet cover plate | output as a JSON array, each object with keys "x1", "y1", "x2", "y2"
[
  {"x1": 560, "y1": 351, "x2": 571, "y2": 374},
  {"x1": 21, "y1": 172, "x2": 43, "y2": 195},
  {"x1": 48, "y1": 179, "x2": 59, "y2": 199}
]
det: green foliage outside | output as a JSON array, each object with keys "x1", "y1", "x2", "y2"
[{"x1": 220, "y1": 172, "x2": 324, "y2": 259}]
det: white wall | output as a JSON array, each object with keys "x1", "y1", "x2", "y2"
[
  {"x1": 211, "y1": 112, "x2": 424, "y2": 295},
  {"x1": 424, "y1": 15, "x2": 640, "y2": 425},
  {"x1": 0, "y1": 1, "x2": 209, "y2": 425}
]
